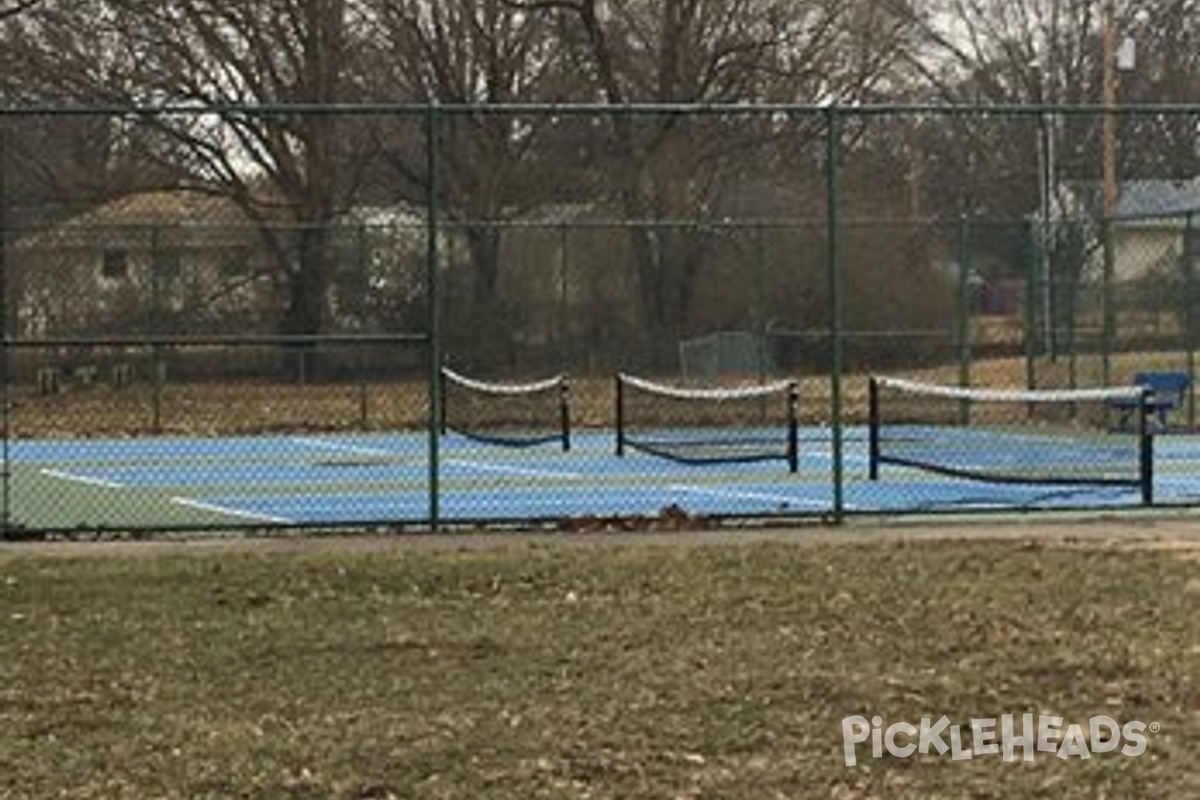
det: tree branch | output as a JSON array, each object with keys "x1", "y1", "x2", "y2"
[{"x1": 0, "y1": 0, "x2": 40, "y2": 21}]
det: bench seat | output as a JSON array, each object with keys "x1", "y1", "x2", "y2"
[{"x1": 1110, "y1": 371, "x2": 1191, "y2": 431}]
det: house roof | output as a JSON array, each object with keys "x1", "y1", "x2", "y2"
[
  {"x1": 58, "y1": 189, "x2": 252, "y2": 229},
  {"x1": 11, "y1": 189, "x2": 272, "y2": 251},
  {"x1": 1064, "y1": 177, "x2": 1200, "y2": 221},
  {"x1": 1056, "y1": 176, "x2": 1200, "y2": 224},
  {"x1": 1113, "y1": 178, "x2": 1200, "y2": 220}
]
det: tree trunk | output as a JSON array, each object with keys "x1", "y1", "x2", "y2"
[
  {"x1": 279, "y1": 224, "x2": 331, "y2": 382},
  {"x1": 461, "y1": 223, "x2": 509, "y2": 369}
]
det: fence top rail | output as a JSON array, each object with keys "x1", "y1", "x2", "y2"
[
  {"x1": 6, "y1": 215, "x2": 1085, "y2": 232},
  {"x1": 3, "y1": 333, "x2": 429, "y2": 348},
  {"x1": 1, "y1": 102, "x2": 1197, "y2": 118}
]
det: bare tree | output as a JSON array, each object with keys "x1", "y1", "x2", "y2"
[
  {"x1": 506, "y1": 0, "x2": 925, "y2": 363},
  {"x1": 364, "y1": 0, "x2": 569, "y2": 364},
  {"x1": 117, "y1": 0, "x2": 378, "y2": 340},
  {"x1": 4, "y1": 0, "x2": 387, "y2": 343},
  {"x1": 1118, "y1": 1, "x2": 1200, "y2": 177},
  {"x1": 0, "y1": 0, "x2": 39, "y2": 20},
  {"x1": 900, "y1": 0, "x2": 1200, "y2": 179}
]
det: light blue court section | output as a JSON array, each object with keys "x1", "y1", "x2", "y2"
[
  {"x1": 7, "y1": 433, "x2": 429, "y2": 465},
  {"x1": 12, "y1": 426, "x2": 1200, "y2": 526},
  {"x1": 190, "y1": 479, "x2": 1150, "y2": 525},
  {"x1": 193, "y1": 483, "x2": 835, "y2": 524}
]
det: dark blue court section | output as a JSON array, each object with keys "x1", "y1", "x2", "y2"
[{"x1": 12, "y1": 427, "x2": 1200, "y2": 526}]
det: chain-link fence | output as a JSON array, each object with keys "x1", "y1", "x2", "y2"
[{"x1": 1, "y1": 103, "x2": 1199, "y2": 535}]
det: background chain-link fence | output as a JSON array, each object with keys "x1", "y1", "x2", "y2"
[{"x1": 1, "y1": 104, "x2": 1198, "y2": 534}]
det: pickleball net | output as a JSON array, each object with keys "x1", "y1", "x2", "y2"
[
  {"x1": 440, "y1": 366, "x2": 570, "y2": 450},
  {"x1": 615, "y1": 373, "x2": 799, "y2": 471},
  {"x1": 868, "y1": 376, "x2": 1154, "y2": 503}
]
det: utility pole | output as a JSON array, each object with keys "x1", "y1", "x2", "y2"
[
  {"x1": 1101, "y1": 0, "x2": 1118, "y2": 386},
  {"x1": 1102, "y1": 1, "x2": 1119, "y2": 226}
]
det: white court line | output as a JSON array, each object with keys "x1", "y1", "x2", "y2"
[
  {"x1": 803, "y1": 451, "x2": 871, "y2": 464},
  {"x1": 447, "y1": 458, "x2": 585, "y2": 481},
  {"x1": 296, "y1": 437, "x2": 583, "y2": 480},
  {"x1": 292, "y1": 437, "x2": 398, "y2": 459},
  {"x1": 668, "y1": 483, "x2": 844, "y2": 510},
  {"x1": 170, "y1": 496, "x2": 294, "y2": 524},
  {"x1": 40, "y1": 468, "x2": 125, "y2": 490},
  {"x1": 298, "y1": 434, "x2": 585, "y2": 482}
]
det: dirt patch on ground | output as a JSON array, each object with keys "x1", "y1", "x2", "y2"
[{"x1": 4, "y1": 513, "x2": 1198, "y2": 560}]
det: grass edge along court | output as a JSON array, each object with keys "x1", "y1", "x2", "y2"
[{"x1": 1, "y1": 521, "x2": 1198, "y2": 799}]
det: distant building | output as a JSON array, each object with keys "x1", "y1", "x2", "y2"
[
  {"x1": 10, "y1": 190, "x2": 433, "y2": 337},
  {"x1": 1055, "y1": 178, "x2": 1200, "y2": 282},
  {"x1": 10, "y1": 189, "x2": 273, "y2": 337}
]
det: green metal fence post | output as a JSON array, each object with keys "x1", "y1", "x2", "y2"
[
  {"x1": 0, "y1": 330, "x2": 7, "y2": 534},
  {"x1": 1023, "y1": 218, "x2": 1039, "y2": 393},
  {"x1": 1187, "y1": 211, "x2": 1197, "y2": 430},
  {"x1": 754, "y1": 220, "x2": 769, "y2": 383},
  {"x1": 825, "y1": 106, "x2": 845, "y2": 521},
  {"x1": 356, "y1": 223, "x2": 369, "y2": 427},
  {"x1": 0, "y1": 120, "x2": 9, "y2": 533},
  {"x1": 956, "y1": 213, "x2": 973, "y2": 423},
  {"x1": 1102, "y1": 216, "x2": 1116, "y2": 387},
  {"x1": 150, "y1": 225, "x2": 165, "y2": 433},
  {"x1": 1062, "y1": 220, "x2": 1079, "y2": 392},
  {"x1": 557, "y1": 221, "x2": 569, "y2": 371},
  {"x1": 425, "y1": 101, "x2": 443, "y2": 532}
]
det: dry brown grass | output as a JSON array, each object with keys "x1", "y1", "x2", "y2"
[{"x1": 0, "y1": 539, "x2": 1196, "y2": 799}]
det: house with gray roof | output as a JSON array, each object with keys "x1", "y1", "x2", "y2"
[
  {"x1": 1056, "y1": 177, "x2": 1200, "y2": 282},
  {"x1": 1113, "y1": 179, "x2": 1200, "y2": 282}
]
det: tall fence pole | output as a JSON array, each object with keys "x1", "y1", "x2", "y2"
[
  {"x1": 356, "y1": 223, "x2": 369, "y2": 427},
  {"x1": 1101, "y1": 15, "x2": 1119, "y2": 388},
  {"x1": 1022, "y1": 218, "x2": 1039, "y2": 393},
  {"x1": 956, "y1": 213, "x2": 973, "y2": 424},
  {"x1": 0, "y1": 121, "x2": 9, "y2": 534},
  {"x1": 557, "y1": 221, "x2": 569, "y2": 372},
  {"x1": 824, "y1": 106, "x2": 845, "y2": 521},
  {"x1": 1101, "y1": 218, "x2": 1116, "y2": 386},
  {"x1": 425, "y1": 102, "x2": 443, "y2": 531},
  {"x1": 150, "y1": 225, "x2": 165, "y2": 433},
  {"x1": 1187, "y1": 211, "x2": 1197, "y2": 431},
  {"x1": 753, "y1": 220, "x2": 768, "y2": 383}
]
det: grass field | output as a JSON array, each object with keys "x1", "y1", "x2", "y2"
[{"x1": 1, "y1": 530, "x2": 1197, "y2": 799}]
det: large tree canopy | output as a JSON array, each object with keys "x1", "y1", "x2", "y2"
[{"x1": 0, "y1": 0, "x2": 1195, "y2": 352}]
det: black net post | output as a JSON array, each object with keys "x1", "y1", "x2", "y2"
[
  {"x1": 867, "y1": 377, "x2": 880, "y2": 481},
  {"x1": 559, "y1": 376, "x2": 571, "y2": 452},
  {"x1": 1139, "y1": 386, "x2": 1154, "y2": 506},
  {"x1": 786, "y1": 380, "x2": 799, "y2": 473},
  {"x1": 614, "y1": 374, "x2": 625, "y2": 457}
]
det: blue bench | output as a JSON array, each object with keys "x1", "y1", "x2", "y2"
[{"x1": 1110, "y1": 371, "x2": 1191, "y2": 431}]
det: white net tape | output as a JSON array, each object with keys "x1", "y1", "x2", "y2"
[
  {"x1": 874, "y1": 376, "x2": 1146, "y2": 404},
  {"x1": 619, "y1": 373, "x2": 796, "y2": 402},
  {"x1": 442, "y1": 366, "x2": 565, "y2": 396}
]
